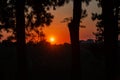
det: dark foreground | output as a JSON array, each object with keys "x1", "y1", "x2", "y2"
[{"x1": 0, "y1": 41, "x2": 120, "y2": 80}]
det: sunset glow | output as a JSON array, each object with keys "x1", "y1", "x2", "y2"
[
  {"x1": 49, "y1": 37, "x2": 55, "y2": 44},
  {"x1": 43, "y1": 1, "x2": 100, "y2": 44},
  {"x1": 0, "y1": 1, "x2": 101, "y2": 44}
]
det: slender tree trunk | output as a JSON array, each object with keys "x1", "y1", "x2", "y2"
[
  {"x1": 102, "y1": 0, "x2": 118, "y2": 80},
  {"x1": 114, "y1": 0, "x2": 120, "y2": 79},
  {"x1": 16, "y1": 0, "x2": 27, "y2": 80},
  {"x1": 68, "y1": 0, "x2": 81, "y2": 79}
]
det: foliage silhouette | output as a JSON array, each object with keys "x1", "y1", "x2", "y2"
[
  {"x1": 91, "y1": 0, "x2": 120, "y2": 80},
  {"x1": 102, "y1": 0, "x2": 119, "y2": 80},
  {"x1": 68, "y1": 0, "x2": 91, "y2": 79},
  {"x1": 92, "y1": 0, "x2": 120, "y2": 42},
  {"x1": 0, "y1": 0, "x2": 70, "y2": 80}
]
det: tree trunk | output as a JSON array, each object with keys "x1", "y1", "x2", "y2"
[
  {"x1": 68, "y1": 0, "x2": 81, "y2": 79},
  {"x1": 16, "y1": 0, "x2": 27, "y2": 80},
  {"x1": 102, "y1": 0, "x2": 118, "y2": 80}
]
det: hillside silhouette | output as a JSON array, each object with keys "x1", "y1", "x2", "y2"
[{"x1": 1, "y1": 40, "x2": 120, "y2": 80}]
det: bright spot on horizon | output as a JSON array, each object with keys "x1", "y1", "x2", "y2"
[{"x1": 49, "y1": 37, "x2": 55, "y2": 43}]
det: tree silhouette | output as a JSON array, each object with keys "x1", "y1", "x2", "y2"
[
  {"x1": 26, "y1": 27, "x2": 46, "y2": 43},
  {"x1": 92, "y1": 13, "x2": 104, "y2": 42},
  {"x1": 92, "y1": 0, "x2": 120, "y2": 42},
  {"x1": 92, "y1": 0, "x2": 119, "y2": 80},
  {"x1": 60, "y1": 0, "x2": 91, "y2": 79},
  {"x1": 0, "y1": 0, "x2": 70, "y2": 79},
  {"x1": 0, "y1": 0, "x2": 97, "y2": 79},
  {"x1": 67, "y1": 0, "x2": 91, "y2": 79},
  {"x1": 102, "y1": 0, "x2": 119, "y2": 79},
  {"x1": 15, "y1": 0, "x2": 28, "y2": 80}
]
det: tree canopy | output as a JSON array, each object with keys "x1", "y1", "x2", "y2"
[
  {"x1": 92, "y1": 0, "x2": 120, "y2": 42},
  {"x1": 0, "y1": 0, "x2": 70, "y2": 42}
]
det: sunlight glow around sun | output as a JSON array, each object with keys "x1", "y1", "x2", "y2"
[{"x1": 49, "y1": 37, "x2": 55, "y2": 43}]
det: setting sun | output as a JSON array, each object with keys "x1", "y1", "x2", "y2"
[{"x1": 49, "y1": 37, "x2": 55, "y2": 44}]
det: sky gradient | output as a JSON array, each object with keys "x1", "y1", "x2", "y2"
[
  {"x1": 44, "y1": 1, "x2": 101, "y2": 44},
  {"x1": 0, "y1": 1, "x2": 102, "y2": 44}
]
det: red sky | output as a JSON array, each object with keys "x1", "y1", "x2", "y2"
[{"x1": 44, "y1": 1, "x2": 101, "y2": 44}]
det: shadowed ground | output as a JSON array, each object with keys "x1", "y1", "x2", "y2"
[{"x1": 0, "y1": 41, "x2": 120, "y2": 80}]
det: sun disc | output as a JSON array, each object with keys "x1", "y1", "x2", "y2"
[{"x1": 50, "y1": 37, "x2": 55, "y2": 42}]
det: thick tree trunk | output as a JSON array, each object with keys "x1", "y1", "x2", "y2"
[
  {"x1": 69, "y1": 24, "x2": 80, "y2": 80},
  {"x1": 16, "y1": 0, "x2": 27, "y2": 80},
  {"x1": 102, "y1": 0, "x2": 118, "y2": 80},
  {"x1": 68, "y1": 0, "x2": 81, "y2": 79}
]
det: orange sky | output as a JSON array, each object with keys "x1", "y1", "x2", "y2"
[
  {"x1": 43, "y1": 1, "x2": 101, "y2": 44},
  {"x1": 0, "y1": 1, "x2": 101, "y2": 44}
]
